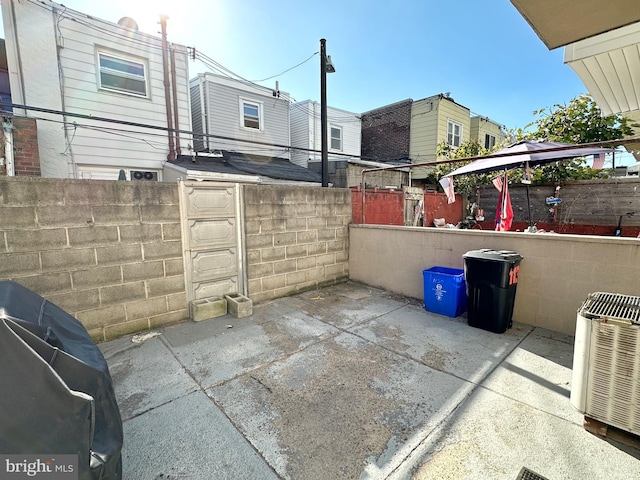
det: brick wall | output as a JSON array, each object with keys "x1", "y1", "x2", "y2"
[
  {"x1": 12, "y1": 118, "x2": 41, "y2": 176},
  {"x1": 361, "y1": 99, "x2": 412, "y2": 162},
  {"x1": 0, "y1": 177, "x2": 185, "y2": 341},
  {"x1": 244, "y1": 185, "x2": 351, "y2": 303}
]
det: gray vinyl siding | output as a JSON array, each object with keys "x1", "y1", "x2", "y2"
[
  {"x1": 290, "y1": 101, "x2": 312, "y2": 166},
  {"x1": 190, "y1": 80, "x2": 205, "y2": 151},
  {"x1": 291, "y1": 100, "x2": 361, "y2": 165},
  {"x1": 53, "y1": 14, "x2": 190, "y2": 168},
  {"x1": 193, "y1": 73, "x2": 291, "y2": 160},
  {"x1": 329, "y1": 107, "x2": 361, "y2": 161}
]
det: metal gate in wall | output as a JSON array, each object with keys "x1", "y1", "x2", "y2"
[{"x1": 179, "y1": 181, "x2": 245, "y2": 307}]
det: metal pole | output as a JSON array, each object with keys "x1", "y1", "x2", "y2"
[
  {"x1": 160, "y1": 15, "x2": 176, "y2": 161},
  {"x1": 526, "y1": 184, "x2": 532, "y2": 228},
  {"x1": 320, "y1": 38, "x2": 328, "y2": 187}
]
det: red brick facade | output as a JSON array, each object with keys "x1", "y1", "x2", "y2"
[
  {"x1": 0, "y1": 117, "x2": 41, "y2": 176},
  {"x1": 361, "y1": 99, "x2": 412, "y2": 163},
  {"x1": 12, "y1": 117, "x2": 41, "y2": 176}
]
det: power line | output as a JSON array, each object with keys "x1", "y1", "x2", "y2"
[
  {"x1": 251, "y1": 52, "x2": 319, "y2": 82},
  {"x1": 1, "y1": 102, "x2": 392, "y2": 162}
]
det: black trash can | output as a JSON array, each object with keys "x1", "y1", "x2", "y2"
[{"x1": 463, "y1": 249, "x2": 523, "y2": 333}]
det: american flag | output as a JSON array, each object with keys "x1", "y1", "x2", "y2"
[
  {"x1": 439, "y1": 176, "x2": 456, "y2": 204},
  {"x1": 492, "y1": 175, "x2": 503, "y2": 191},
  {"x1": 494, "y1": 171, "x2": 513, "y2": 232},
  {"x1": 592, "y1": 153, "x2": 605, "y2": 170}
]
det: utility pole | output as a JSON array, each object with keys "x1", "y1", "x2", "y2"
[{"x1": 320, "y1": 39, "x2": 335, "y2": 187}]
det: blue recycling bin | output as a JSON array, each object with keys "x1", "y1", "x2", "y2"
[{"x1": 423, "y1": 267, "x2": 467, "y2": 317}]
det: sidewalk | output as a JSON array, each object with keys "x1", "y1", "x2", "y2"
[{"x1": 99, "y1": 281, "x2": 640, "y2": 479}]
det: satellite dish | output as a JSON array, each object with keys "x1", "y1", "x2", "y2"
[{"x1": 117, "y1": 17, "x2": 139, "y2": 30}]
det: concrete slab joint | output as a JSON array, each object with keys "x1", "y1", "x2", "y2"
[
  {"x1": 189, "y1": 297, "x2": 227, "y2": 322},
  {"x1": 224, "y1": 293, "x2": 253, "y2": 318}
]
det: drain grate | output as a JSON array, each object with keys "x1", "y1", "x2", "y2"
[{"x1": 516, "y1": 467, "x2": 549, "y2": 480}]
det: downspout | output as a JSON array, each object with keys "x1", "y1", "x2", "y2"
[
  {"x1": 7, "y1": 0, "x2": 26, "y2": 112},
  {"x1": 361, "y1": 169, "x2": 366, "y2": 224},
  {"x1": 3, "y1": 119, "x2": 14, "y2": 176},
  {"x1": 199, "y1": 75, "x2": 208, "y2": 151},
  {"x1": 170, "y1": 45, "x2": 181, "y2": 155},
  {"x1": 160, "y1": 15, "x2": 176, "y2": 161},
  {"x1": 53, "y1": 6, "x2": 75, "y2": 177}
]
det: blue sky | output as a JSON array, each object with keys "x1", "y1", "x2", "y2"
[{"x1": 3, "y1": 0, "x2": 588, "y2": 131}]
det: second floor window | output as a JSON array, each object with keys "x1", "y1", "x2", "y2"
[
  {"x1": 98, "y1": 52, "x2": 147, "y2": 97},
  {"x1": 241, "y1": 100, "x2": 262, "y2": 130},
  {"x1": 485, "y1": 134, "x2": 496, "y2": 150},
  {"x1": 447, "y1": 120, "x2": 462, "y2": 147},
  {"x1": 330, "y1": 125, "x2": 342, "y2": 150}
]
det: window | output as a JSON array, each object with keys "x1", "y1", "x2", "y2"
[
  {"x1": 97, "y1": 52, "x2": 147, "y2": 97},
  {"x1": 330, "y1": 125, "x2": 342, "y2": 150},
  {"x1": 447, "y1": 120, "x2": 462, "y2": 147},
  {"x1": 485, "y1": 134, "x2": 496, "y2": 150},
  {"x1": 241, "y1": 100, "x2": 262, "y2": 130}
]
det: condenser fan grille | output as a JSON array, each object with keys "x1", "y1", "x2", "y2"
[{"x1": 580, "y1": 292, "x2": 640, "y2": 324}]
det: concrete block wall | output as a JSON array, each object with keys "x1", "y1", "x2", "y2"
[
  {"x1": 244, "y1": 185, "x2": 351, "y2": 303},
  {"x1": 340, "y1": 163, "x2": 408, "y2": 189},
  {"x1": 349, "y1": 224, "x2": 640, "y2": 336},
  {"x1": 0, "y1": 177, "x2": 186, "y2": 341}
]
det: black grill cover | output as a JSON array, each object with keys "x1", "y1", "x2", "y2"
[{"x1": 0, "y1": 280, "x2": 123, "y2": 480}]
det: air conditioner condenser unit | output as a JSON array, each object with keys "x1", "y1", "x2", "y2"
[
  {"x1": 131, "y1": 170, "x2": 158, "y2": 181},
  {"x1": 571, "y1": 292, "x2": 640, "y2": 436}
]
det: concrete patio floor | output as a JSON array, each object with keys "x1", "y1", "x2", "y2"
[{"x1": 99, "y1": 281, "x2": 640, "y2": 480}]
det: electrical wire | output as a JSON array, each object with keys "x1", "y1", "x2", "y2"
[
  {"x1": 25, "y1": 0, "x2": 360, "y2": 121},
  {"x1": 1, "y1": 102, "x2": 393, "y2": 162},
  {"x1": 250, "y1": 52, "x2": 319, "y2": 82}
]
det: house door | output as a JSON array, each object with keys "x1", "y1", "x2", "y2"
[{"x1": 179, "y1": 181, "x2": 245, "y2": 309}]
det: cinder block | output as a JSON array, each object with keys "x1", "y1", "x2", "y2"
[
  {"x1": 224, "y1": 293, "x2": 253, "y2": 318},
  {"x1": 189, "y1": 297, "x2": 227, "y2": 322}
]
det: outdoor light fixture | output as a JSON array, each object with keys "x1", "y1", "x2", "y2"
[
  {"x1": 320, "y1": 38, "x2": 336, "y2": 187},
  {"x1": 325, "y1": 55, "x2": 336, "y2": 73}
]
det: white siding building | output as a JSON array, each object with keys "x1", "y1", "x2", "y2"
[
  {"x1": 190, "y1": 73, "x2": 291, "y2": 159},
  {"x1": 1, "y1": 0, "x2": 190, "y2": 180},
  {"x1": 290, "y1": 100, "x2": 361, "y2": 168}
]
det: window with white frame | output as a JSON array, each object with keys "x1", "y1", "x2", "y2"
[
  {"x1": 447, "y1": 120, "x2": 462, "y2": 147},
  {"x1": 241, "y1": 99, "x2": 262, "y2": 130},
  {"x1": 97, "y1": 52, "x2": 148, "y2": 97},
  {"x1": 330, "y1": 125, "x2": 342, "y2": 150},
  {"x1": 485, "y1": 133, "x2": 496, "y2": 150}
]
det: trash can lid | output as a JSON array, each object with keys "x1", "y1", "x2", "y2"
[{"x1": 463, "y1": 248, "x2": 523, "y2": 262}]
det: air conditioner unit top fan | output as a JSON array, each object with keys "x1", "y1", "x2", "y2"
[{"x1": 131, "y1": 170, "x2": 158, "y2": 181}]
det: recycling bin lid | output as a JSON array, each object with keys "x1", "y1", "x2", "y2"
[{"x1": 463, "y1": 248, "x2": 523, "y2": 262}]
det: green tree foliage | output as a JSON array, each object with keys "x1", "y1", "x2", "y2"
[
  {"x1": 531, "y1": 94, "x2": 634, "y2": 143},
  {"x1": 425, "y1": 139, "x2": 497, "y2": 200},
  {"x1": 525, "y1": 94, "x2": 634, "y2": 184},
  {"x1": 428, "y1": 94, "x2": 635, "y2": 194}
]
